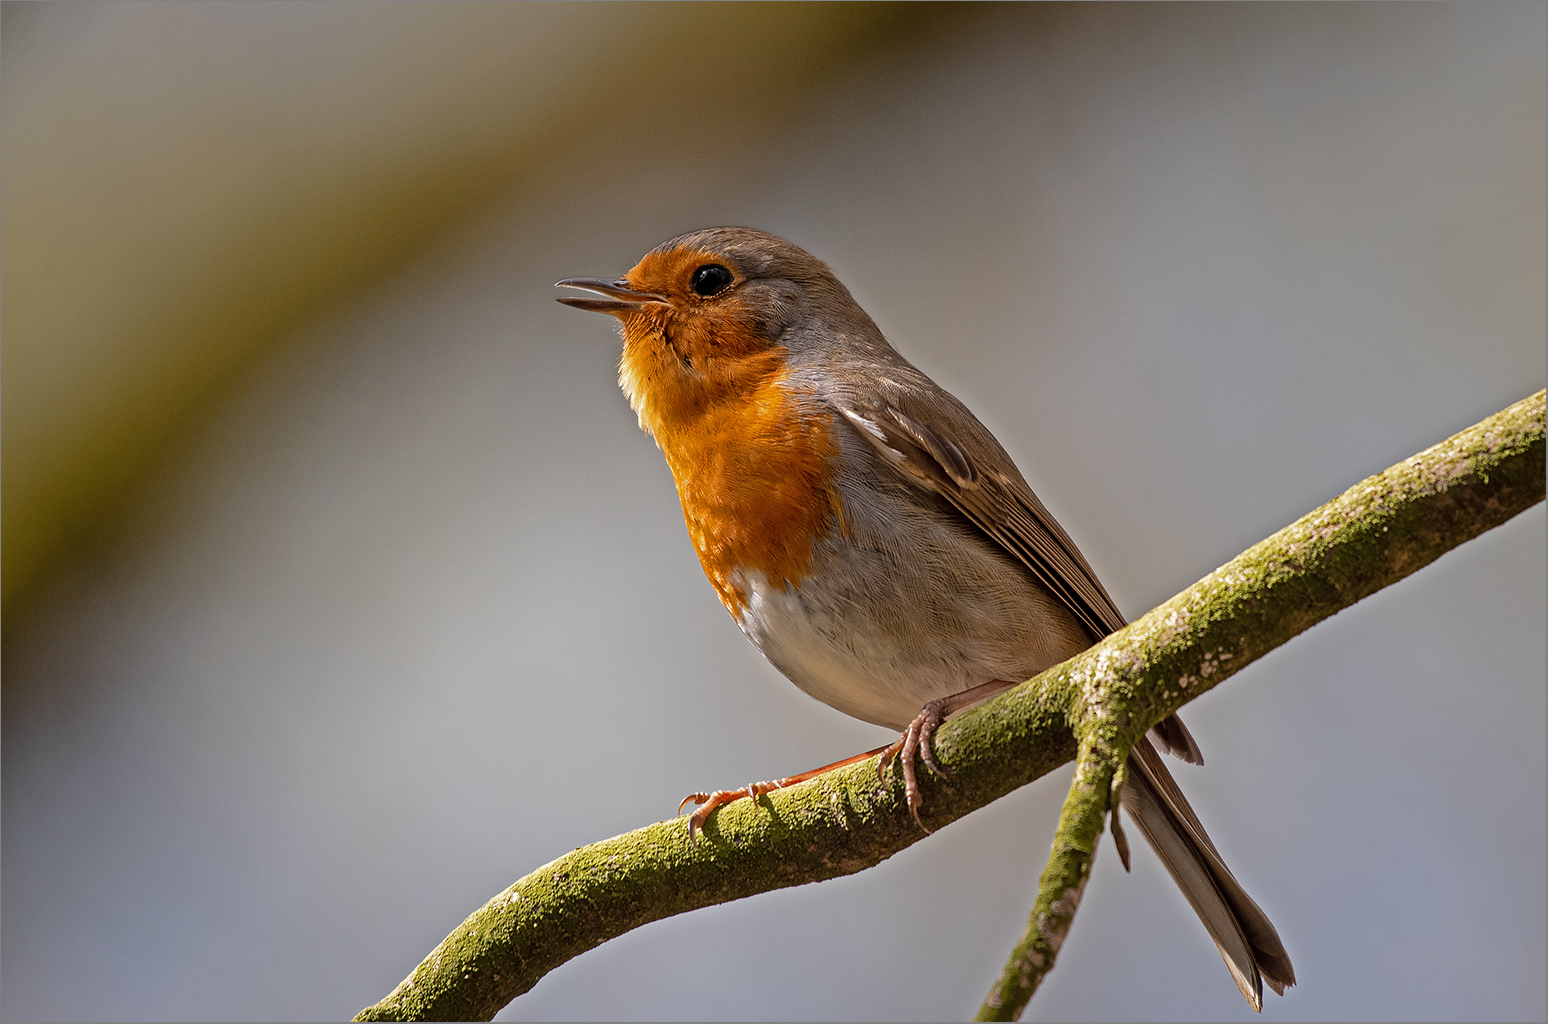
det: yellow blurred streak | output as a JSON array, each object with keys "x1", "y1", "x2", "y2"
[{"x1": 0, "y1": 1, "x2": 916, "y2": 623}]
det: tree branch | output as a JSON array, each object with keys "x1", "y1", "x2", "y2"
[
  {"x1": 357, "y1": 390, "x2": 1544, "y2": 1023},
  {"x1": 974, "y1": 736, "x2": 1126, "y2": 1022}
]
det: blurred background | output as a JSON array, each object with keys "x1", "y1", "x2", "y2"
[{"x1": 3, "y1": 3, "x2": 1544, "y2": 1020}]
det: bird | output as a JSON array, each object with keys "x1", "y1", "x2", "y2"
[{"x1": 556, "y1": 226, "x2": 1294, "y2": 1010}]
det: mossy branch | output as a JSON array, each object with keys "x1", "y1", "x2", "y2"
[
  {"x1": 357, "y1": 390, "x2": 1544, "y2": 1023},
  {"x1": 975, "y1": 736, "x2": 1126, "y2": 1022}
]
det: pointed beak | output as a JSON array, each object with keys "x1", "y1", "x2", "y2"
[{"x1": 555, "y1": 277, "x2": 667, "y2": 314}]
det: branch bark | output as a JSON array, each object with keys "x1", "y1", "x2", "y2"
[
  {"x1": 357, "y1": 390, "x2": 1545, "y2": 1023},
  {"x1": 973, "y1": 735, "x2": 1125, "y2": 1022}
]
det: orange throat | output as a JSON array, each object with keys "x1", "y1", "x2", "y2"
[{"x1": 619, "y1": 328, "x2": 843, "y2": 617}]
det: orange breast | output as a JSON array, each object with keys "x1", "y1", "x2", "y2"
[{"x1": 621, "y1": 337, "x2": 843, "y2": 617}]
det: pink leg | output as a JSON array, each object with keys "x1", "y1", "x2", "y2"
[{"x1": 679, "y1": 744, "x2": 890, "y2": 840}]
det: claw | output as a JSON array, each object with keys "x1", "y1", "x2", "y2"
[
  {"x1": 679, "y1": 755, "x2": 881, "y2": 840},
  {"x1": 877, "y1": 699, "x2": 951, "y2": 832},
  {"x1": 681, "y1": 784, "x2": 766, "y2": 842},
  {"x1": 875, "y1": 679, "x2": 1015, "y2": 832},
  {"x1": 915, "y1": 713, "x2": 956, "y2": 787},
  {"x1": 697, "y1": 732, "x2": 934, "y2": 834}
]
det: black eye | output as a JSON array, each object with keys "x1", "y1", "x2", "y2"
[{"x1": 689, "y1": 263, "x2": 734, "y2": 297}]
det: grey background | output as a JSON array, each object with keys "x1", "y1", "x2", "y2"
[{"x1": 4, "y1": 4, "x2": 1544, "y2": 1020}]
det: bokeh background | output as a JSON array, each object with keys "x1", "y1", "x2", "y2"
[{"x1": 3, "y1": 3, "x2": 1544, "y2": 1021}]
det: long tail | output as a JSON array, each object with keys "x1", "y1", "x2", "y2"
[{"x1": 1121, "y1": 737, "x2": 1296, "y2": 1011}]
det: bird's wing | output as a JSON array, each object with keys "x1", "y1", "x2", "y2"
[
  {"x1": 835, "y1": 397, "x2": 1125, "y2": 639},
  {"x1": 835, "y1": 393, "x2": 1205, "y2": 762},
  {"x1": 834, "y1": 390, "x2": 1295, "y2": 1006}
]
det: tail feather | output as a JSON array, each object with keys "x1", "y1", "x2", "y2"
[
  {"x1": 1122, "y1": 738, "x2": 1295, "y2": 1011},
  {"x1": 1149, "y1": 713, "x2": 1204, "y2": 765}
]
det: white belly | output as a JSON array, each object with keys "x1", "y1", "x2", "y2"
[
  {"x1": 729, "y1": 533, "x2": 1088, "y2": 732},
  {"x1": 734, "y1": 567, "x2": 947, "y2": 730}
]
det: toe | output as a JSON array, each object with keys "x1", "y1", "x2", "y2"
[
  {"x1": 915, "y1": 717, "x2": 954, "y2": 785},
  {"x1": 901, "y1": 754, "x2": 932, "y2": 833},
  {"x1": 683, "y1": 788, "x2": 743, "y2": 840},
  {"x1": 876, "y1": 739, "x2": 902, "y2": 781}
]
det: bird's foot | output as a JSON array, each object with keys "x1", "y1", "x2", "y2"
[
  {"x1": 679, "y1": 783, "x2": 782, "y2": 840},
  {"x1": 877, "y1": 700, "x2": 953, "y2": 832},
  {"x1": 678, "y1": 746, "x2": 886, "y2": 840},
  {"x1": 877, "y1": 679, "x2": 1017, "y2": 832}
]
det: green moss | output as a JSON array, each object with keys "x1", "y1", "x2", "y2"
[{"x1": 358, "y1": 391, "x2": 1544, "y2": 1023}]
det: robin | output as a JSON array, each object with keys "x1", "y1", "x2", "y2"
[{"x1": 557, "y1": 227, "x2": 1294, "y2": 1010}]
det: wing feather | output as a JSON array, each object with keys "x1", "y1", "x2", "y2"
[
  {"x1": 836, "y1": 396, "x2": 1203, "y2": 765},
  {"x1": 833, "y1": 388, "x2": 1293, "y2": 1004},
  {"x1": 837, "y1": 403, "x2": 1123, "y2": 638}
]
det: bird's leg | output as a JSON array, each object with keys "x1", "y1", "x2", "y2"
[
  {"x1": 681, "y1": 679, "x2": 1017, "y2": 839},
  {"x1": 679, "y1": 744, "x2": 890, "y2": 840},
  {"x1": 878, "y1": 679, "x2": 1017, "y2": 831}
]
